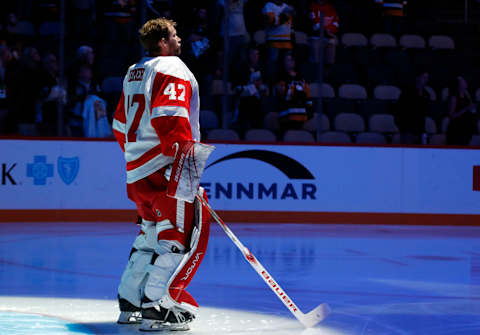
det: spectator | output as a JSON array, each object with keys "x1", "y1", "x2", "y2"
[
  {"x1": 38, "y1": 52, "x2": 67, "y2": 135},
  {"x1": 231, "y1": 46, "x2": 269, "y2": 133},
  {"x1": 262, "y1": 0, "x2": 295, "y2": 82},
  {"x1": 275, "y1": 53, "x2": 311, "y2": 132},
  {"x1": 446, "y1": 76, "x2": 478, "y2": 146},
  {"x1": 78, "y1": 45, "x2": 95, "y2": 65},
  {"x1": 218, "y1": 0, "x2": 249, "y2": 66},
  {"x1": 67, "y1": 64, "x2": 103, "y2": 136},
  {"x1": 374, "y1": 0, "x2": 407, "y2": 36},
  {"x1": 307, "y1": 0, "x2": 339, "y2": 64},
  {"x1": 394, "y1": 70, "x2": 430, "y2": 144},
  {"x1": 67, "y1": 45, "x2": 102, "y2": 98}
]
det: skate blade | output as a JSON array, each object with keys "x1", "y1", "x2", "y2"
[
  {"x1": 117, "y1": 311, "x2": 142, "y2": 324},
  {"x1": 139, "y1": 319, "x2": 190, "y2": 332}
]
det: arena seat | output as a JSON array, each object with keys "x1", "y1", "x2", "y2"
[
  {"x1": 370, "y1": 33, "x2": 397, "y2": 48},
  {"x1": 309, "y1": 83, "x2": 335, "y2": 98},
  {"x1": 317, "y1": 131, "x2": 351, "y2": 143},
  {"x1": 341, "y1": 33, "x2": 368, "y2": 47},
  {"x1": 355, "y1": 132, "x2": 387, "y2": 144},
  {"x1": 244, "y1": 129, "x2": 277, "y2": 142},
  {"x1": 283, "y1": 130, "x2": 315, "y2": 142},
  {"x1": 399, "y1": 34, "x2": 426, "y2": 49},
  {"x1": 334, "y1": 113, "x2": 365, "y2": 132},
  {"x1": 369, "y1": 114, "x2": 398, "y2": 133},
  {"x1": 338, "y1": 84, "x2": 367, "y2": 100},
  {"x1": 199, "y1": 110, "x2": 219, "y2": 130},
  {"x1": 303, "y1": 114, "x2": 330, "y2": 132},
  {"x1": 430, "y1": 134, "x2": 446, "y2": 145},
  {"x1": 428, "y1": 35, "x2": 455, "y2": 50},
  {"x1": 207, "y1": 129, "x2": 240, "y2": 141},
  {"x1": 374, "y1": 85, "x2": 401, "y2": 101}
]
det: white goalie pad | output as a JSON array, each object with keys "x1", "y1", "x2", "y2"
[
  {"x1": 167, "y1": 141, "x2": 215, "y2": 203},
  {"x1": 118, "y1": 249, "x2": 153, "y2": 308},
  {"x1": 118, "y1": 220, "x2": 158, "y2": 307}
]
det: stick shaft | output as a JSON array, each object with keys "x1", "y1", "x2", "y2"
[{"x1": 196, "y1": 195, "x2": 307, "y2": 322}]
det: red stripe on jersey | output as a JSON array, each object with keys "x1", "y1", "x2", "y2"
[
  {"x1": 114, "y1": 91, "x2": 126, "y2": 123},
  {"x1": 113, "y1": 129, "x2": 125, "y2": 152},
  {"x1": 151, "y1": 115, "x2": 193, "y2": 157},
  {"x1": 126, "y1": 143, "x2": 164, "y2": 171},
  {"x1": 151, "y1": 72, "x2": 192, "y2": 113}
]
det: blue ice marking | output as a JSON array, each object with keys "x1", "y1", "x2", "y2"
[{"x1": 0, "y1": 312, "x2": 94, "y2": 334}]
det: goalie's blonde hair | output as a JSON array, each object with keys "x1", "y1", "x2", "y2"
[{"x1": 139, "y1": 18, "x2": 177, "y2": 54}]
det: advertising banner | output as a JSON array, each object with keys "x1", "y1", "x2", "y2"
[
  {"x1": 202, "y1": 144, "x2": 480, "y2": 215},
  {"x1": 1, "y1": 139, "x2": 479, "y2": 223},
  {"x1": 0, "y1": 140, "x2": 133, "y2": 210}
]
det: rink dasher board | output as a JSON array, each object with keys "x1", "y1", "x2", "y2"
[{"x1": 0, "y1": 139, "x2": 479, "y2": 224}]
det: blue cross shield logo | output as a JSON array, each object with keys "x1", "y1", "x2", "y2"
[
  {"x1": 27, "y1": 156, "x2": 54, "y2": 185},
  {"x1": 57, "y1": 157, "x2": 79, "y2": 185}
]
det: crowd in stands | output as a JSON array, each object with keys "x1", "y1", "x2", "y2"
[{"x1": 0, "y1": 0, "x2": 480, "y2": 146}]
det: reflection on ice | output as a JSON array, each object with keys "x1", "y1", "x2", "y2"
[{"x1": 0, "y1": 297, "x2": 344, "y2": 335}]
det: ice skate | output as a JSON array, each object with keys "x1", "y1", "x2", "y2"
[
  {"x1": 140, "y1": 304, "x2": 195, "y2": 332},
  {"x1": 117, "y1": 296, "x2": 142, "y2": 324}
]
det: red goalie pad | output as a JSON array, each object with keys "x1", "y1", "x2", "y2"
[{"x1": 165, "y1": 188, "x2": 211, "y2": 309}]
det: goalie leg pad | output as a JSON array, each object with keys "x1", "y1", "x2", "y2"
[
  {"x1": 142, "y1": 188, "x2": 211, "y2": 315},
  {"x1": 117, "y1": 220, "x2": 158, "y2": 308}
]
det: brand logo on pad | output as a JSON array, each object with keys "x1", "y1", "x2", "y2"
[
  {"x1": 180, "y1": 252, "x2": 203, "y2": 281},
  {"x1": 58, "y1": 157, "x2": 79, "y2": 185}
]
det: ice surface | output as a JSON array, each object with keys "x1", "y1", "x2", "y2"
[{"x1": 1, "y1": 222, "x2": 480, "y2": 334}]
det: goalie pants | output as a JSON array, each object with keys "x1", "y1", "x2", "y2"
[{"x1": 118, "y1": 169, "x2": 210, "y2": 313}]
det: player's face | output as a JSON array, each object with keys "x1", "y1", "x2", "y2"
[{"x1": 167, "y1": 26, "x2": 182, "y2": 56}]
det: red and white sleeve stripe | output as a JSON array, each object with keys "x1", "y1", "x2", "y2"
[{"x1": 150, "y1": 72, "x2": 193, "y2": 157}]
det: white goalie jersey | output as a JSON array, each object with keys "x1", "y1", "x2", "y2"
[{"x1": 112, "y1": 56, "x2": 201, "y2": 184}]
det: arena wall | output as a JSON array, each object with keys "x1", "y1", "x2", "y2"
[{"x1": 1, "y1": 139, "x2": 479, "y2": 225}]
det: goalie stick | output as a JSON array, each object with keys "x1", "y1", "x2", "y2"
[{"x1": 195, "y1": 194, "x2": 331, "y2": 328}]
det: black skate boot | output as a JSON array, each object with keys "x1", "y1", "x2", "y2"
[
  {"x1": 140, "y1": 298, "x2": 195, "y2": 331},
  {"x1": 117, "y1": 295, "x2": 142, "y2": 324}
]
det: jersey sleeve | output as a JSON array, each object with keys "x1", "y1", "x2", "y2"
[
  {"x1": 150, "y1": 71, "x2": 193, "y2": 158},
  {"x1": 112, "y1": 90, "x2": 126, "y2": 152}
]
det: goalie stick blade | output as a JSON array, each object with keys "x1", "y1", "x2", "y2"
[{"x1": 300, "y1": 303, "x2": 331, "y2": 328}]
